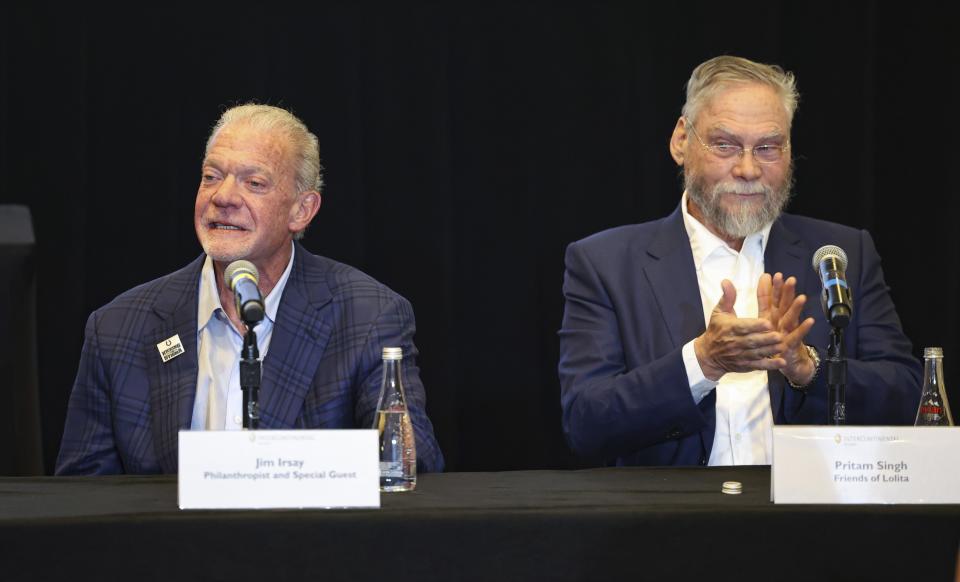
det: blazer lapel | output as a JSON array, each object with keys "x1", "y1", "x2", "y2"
[
  {"x1": 259, "y1": 243, "x2": 334, "y2": 428},
  {"x1": 642, "y1": 206, "x2": 713, "y2": 456},
  {"x1": 764, "y1": 218, "x2": 808, "y2": 420},
  {"x1": 642, "y1": 206, "x2": 706, "y2": 347},
  {"x1": 144, "y1": 255, "x2": 204, "y2": 473}
]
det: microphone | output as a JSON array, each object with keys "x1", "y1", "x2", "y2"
[
  {"x1": 811, "y1": 245, "x2": 853, "y2": 329},
  {"x1": 224, "y1": 260, "x2": 265, "y2": 325}
]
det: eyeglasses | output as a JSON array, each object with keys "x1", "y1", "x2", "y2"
[{"x1": 685, "y1": 119, "x2": 790, "y2": 164}]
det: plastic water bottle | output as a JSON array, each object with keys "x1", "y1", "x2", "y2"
[
  {"x1": 373, "y1": 347, "x2": 417, "y2": 491},
  {"x1": 914, "y1": 347, "x2": 954, "y2": 426}
]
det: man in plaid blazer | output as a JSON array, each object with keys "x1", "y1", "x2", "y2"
[{"x1": 56, "y1": 104, "x2": 443, "y2": 474}]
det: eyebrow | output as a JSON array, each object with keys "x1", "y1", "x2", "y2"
[
  {"x1": 235, "y1": 164, "x2": 273, "y2": 178},
  {"x1": 201, "y1": 158, "x2": 273, "y2": 178},
  {"x1": 709, "y1": 125, "x2": 787, "y2": 142}
]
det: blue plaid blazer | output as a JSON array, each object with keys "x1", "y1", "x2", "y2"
[{"x1": 56, "y1": 243, "x2": 444, "y2": 474}]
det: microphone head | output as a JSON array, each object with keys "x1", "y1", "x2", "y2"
[
  {"x1": 812, "y1": 245, "x2": 848, "y2": 271},
  {"x1": 224, "y1": 260, "x2": 259, "y2": 290}
]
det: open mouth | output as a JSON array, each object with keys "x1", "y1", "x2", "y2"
[{"x1": 209, "y1": 222, "x2": 246, "y2": 231}]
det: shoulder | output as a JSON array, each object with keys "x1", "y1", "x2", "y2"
[
  {"x1": 776, "y1": 213, "x2": 877, "y2": 259},
  {"x1": 568, "y1": 215, "x2": 672, "y2": 257},
  {"x1": 777, "y1": 213, "x2": 863, "y2": 241},
  {"x1": 293, "y1": 247, "x2": 411, "y2": 314},
  {"x1": 565, "y1": 209, "x2": 684, "y2": 277},
  {"x1": 88, "y1": 255, "x2": 203, "y2": 328}
]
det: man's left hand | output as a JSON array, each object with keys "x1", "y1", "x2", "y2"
[{"x1": 758, "y1": 272, "x2": 817, "y2": 386}]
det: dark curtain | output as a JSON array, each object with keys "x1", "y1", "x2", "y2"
[{"x1": 1, "y1": 3, "x2": 956, "y2": 473}]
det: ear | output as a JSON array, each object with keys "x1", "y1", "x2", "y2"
[
  {"x1": 289, "y1": 191, "x2": 322, "y2": 233},
  {"x1": 669, "y1": 117, "x2": 688, "y2": 166}
]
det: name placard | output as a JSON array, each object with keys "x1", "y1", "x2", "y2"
[
  {"x1": 178, "y1": 429, "x2": 380, "y2": 510},
  {"x1": 772, "y1": 426, "x2": 960, "y2": 504}
]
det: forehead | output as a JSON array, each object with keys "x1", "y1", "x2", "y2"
[
  {"x1": 205, "y1": 123, "x2": 292, "y2": 173},
  {"x1": 699, "y1": 82, "x2": 789, "y2": 134}
]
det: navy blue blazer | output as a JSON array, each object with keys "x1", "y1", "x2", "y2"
[
  {"x1": 57, "y1": 243, "x2": 444, "y2": 474},
  {"x1": 559, "y1": 206, "x2": 921, "y2": 466}
]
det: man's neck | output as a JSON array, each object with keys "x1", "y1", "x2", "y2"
[{"x1": 212, "y1": 242, "x2": 294, "y2": 332}]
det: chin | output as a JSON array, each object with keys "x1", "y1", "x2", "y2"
[
  {"x1": 198, "y1": 237, "x2": 251, "y2": 263},
  {"x1": 721, "y1": 197, "x2": 764, "y2": 213},
  {"x1": 206, "y1": 251, "x2": 249, "y2": 263}
]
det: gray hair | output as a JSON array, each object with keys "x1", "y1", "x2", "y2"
[
  {"x1": 681, "y1": 56, "x2": 799, "y2": 126},
  {"x1": 206, "y1": 104, "x2": 323, "y2": 239}
]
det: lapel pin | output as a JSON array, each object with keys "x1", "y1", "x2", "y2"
[{"x1": 157, "y1": 334, "x2": 185, "y2": 363}]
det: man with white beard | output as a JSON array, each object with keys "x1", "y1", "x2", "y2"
[{"x1": 558, "y1": 56, "x2": 920, "y2": 467}]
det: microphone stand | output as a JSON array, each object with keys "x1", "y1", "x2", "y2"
[
  {"x1": 240, "y1": 324, "x2": 261, "y2": 429},
  {"x1": 825, "y1": 326, "x2": 846, "y2": 425}
]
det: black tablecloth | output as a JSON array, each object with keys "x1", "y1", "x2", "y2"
[{"x1": 1, "y1": 467, "x2": 958, "y2": 581}]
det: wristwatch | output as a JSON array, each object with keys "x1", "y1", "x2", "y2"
[{"x1": 786, "y1": 344, "x2": 821, "y2": 391}]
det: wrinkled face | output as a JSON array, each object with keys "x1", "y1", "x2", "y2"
[
  {"x1": 194, "y1": 123, "x2": 299, "y2": 267},
  {"x1": 678, "y1": 83, "x2": 793, "y2": 239}
]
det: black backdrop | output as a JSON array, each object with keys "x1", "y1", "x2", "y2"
[{"x1": 1, "y1": 4, "x2": 956, "y2": 474}]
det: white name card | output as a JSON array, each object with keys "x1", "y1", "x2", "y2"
[
  {"x1": 772, "y1": 426, "x2": 960, "y2": 504},
  {"x1": 178, "y1": 429, "x2": 380, "y2": 510}
]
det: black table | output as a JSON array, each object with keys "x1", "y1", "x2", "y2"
[{"x1": 1, "y1": 467, "x2": 958, "y2": 581}]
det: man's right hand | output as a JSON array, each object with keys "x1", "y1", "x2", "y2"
[{"x1": 693, "y1": 279, "x2": 787, "y2": 382}]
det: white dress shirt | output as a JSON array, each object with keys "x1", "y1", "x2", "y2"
[
  {"x1": 678, "y1": 192, "x2": 775, "y2": 465},
  {"x1": 191, "y1": 245, "x2": 295, "y2": 430}
]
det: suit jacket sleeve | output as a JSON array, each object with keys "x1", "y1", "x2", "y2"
[
  {"x1": 353, "y1": 294, "x2": 445, "y2": 473},
  {"x1": 55, "y1": 311, "x2": 124, "y2": 475},
  {"x1": 559, "y1": 240, "x2": 709, "y2": 460}
]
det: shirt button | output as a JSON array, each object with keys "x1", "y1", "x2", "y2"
[
  {"x1": 735, "y1": 433, "x2": 742, "y2": 442},
  {"x1": 234, "y1": 416, "x2": 242, "y2": 425}
]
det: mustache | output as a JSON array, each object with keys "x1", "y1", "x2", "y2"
[{"x1": 709, "y1": 181, "x2": 770, "y2": 196}]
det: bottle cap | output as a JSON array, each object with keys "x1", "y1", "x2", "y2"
[
  {"x1": 382, "y1": 347, "x2": 403, "y2": 360},
  {"x1": 721, "y1": 481, "x2": 742, "y2": 495},
  {"x1": 924, "y1": 347, "x2": 944, "y2": 359}
]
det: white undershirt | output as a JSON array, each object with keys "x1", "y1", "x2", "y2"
[
  {"x1": 191, "y1": 244, "x2": 295, "y2": 430},
  {"x1": 679, "y1": 192, "x2": 775, "y2": 465}
]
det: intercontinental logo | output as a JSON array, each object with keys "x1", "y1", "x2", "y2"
[{"x1": 833, "y1": 433, "x2": 900, "y2": 445}]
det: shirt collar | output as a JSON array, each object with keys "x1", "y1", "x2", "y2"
[
  {"x1": 680, "y1": 190, "x2": 773, "y2": 271},
  {"x1": 197, "y1": 242, "x2": 297, "y2": 332}
]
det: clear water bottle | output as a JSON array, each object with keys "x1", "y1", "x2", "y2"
[
  {"x1": 914, "y1": 347, "x2": 954, "y2": 426},
  {"x1": 373, "y1": 347, "x2": 417, "y2": 492}
]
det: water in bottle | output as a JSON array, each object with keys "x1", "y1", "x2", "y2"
[{"x1": 374, "y1": 347, "x2": 417, "y2": 491}]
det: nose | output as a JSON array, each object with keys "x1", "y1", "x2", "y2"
[
  {"x1": 731, "y1": 149, "x2": 763, "y2": 181},
  {"x1": 211, "y1": 175, "x2": 243, "y2": 208}
]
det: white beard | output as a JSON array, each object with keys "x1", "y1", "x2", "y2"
[{"x1": 685, "y1": 169, "x2": 793, "y2": 239}]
